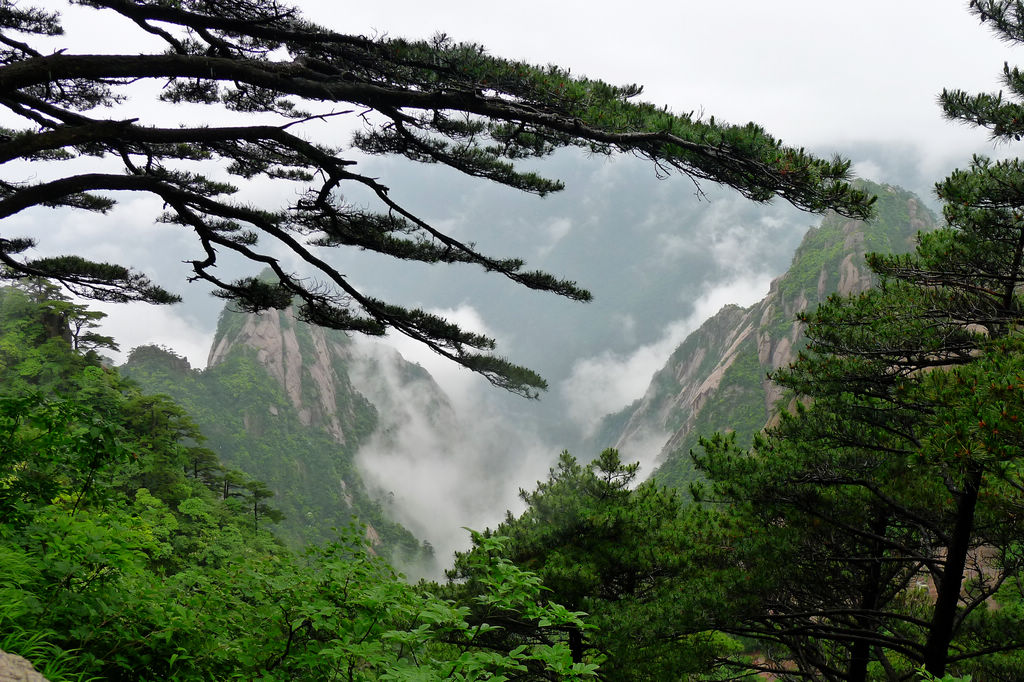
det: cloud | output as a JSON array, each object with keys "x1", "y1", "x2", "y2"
[
  {"x1": 371, "y1": 303, "x2": 501, "y2": 411},
  {"x1": 355, "y1": 411, "x2": 556, "y2": 578},
  {"x1": 614, "y1": 425, "x2": 672, "y2": 481},
  {"x1": 852, "y1": 160, "x2": 886, "y2": 185},
  {"x1": 97, "y1": 301, "x2": 214, "y2": 369},
  {"x1": 561, "y1": 273, "x2": 775, "y2": 433},
  {"x1": 561, "y1": 321, "x2": 692, "y2": 430},
  {"x1": 536, "y1": 217, "x2": 573, "y2": 258},
  {"x1": 349, "y1": 337, "x2": 557, "y2": 577}
]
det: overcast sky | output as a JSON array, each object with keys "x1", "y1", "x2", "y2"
[
  {"x1": 13, "y1": 0, "x2": 1017, "y2": 378},
  {"x1": 303, "y1": 1, "x2": 1010, "y2": 164},
  {"x1": 37, "y1": 1, "x2": 1016, "y2": 163},
  {"x1": 5, "y1": 2, "x2": 1017, "y2": 377}
]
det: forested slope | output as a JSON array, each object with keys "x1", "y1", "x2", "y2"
[
  {"x1": 0, "y1": 283, "x2": 597, "y2": 681},
  {"x1": 122, "y1": 300, "x2": 448, "y2": 563}
]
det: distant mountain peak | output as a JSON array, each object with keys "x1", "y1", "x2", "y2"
[
  {"x1": 589, "y1": 182, "x2": 938, "y2": 488},
  {"x1": 209, "y1": 305, "x2": 365, "y2": 445},
  {"x1": 124, "y1": 300, "x2": 450, "y2": 566}
]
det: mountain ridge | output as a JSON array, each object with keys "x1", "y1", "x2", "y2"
[
  {"x1": 122, "y1": 303, "x2": 450, "y2": 565},
  {"x1": 590, "y1": 181, "x2": 938, "y2": 488}
]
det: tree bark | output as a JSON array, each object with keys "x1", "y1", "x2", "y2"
[
  {"x1": 848, "y1": 514, "x2": 889, "y2": 682},
  {"x1": 568, "y1": 626, "x2": 583, "y2": 664},
  {"x1": 922, "y1": 466, "x2": 983, "y2": 677}
]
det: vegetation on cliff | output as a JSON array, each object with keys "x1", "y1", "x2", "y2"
[
  {"x1": 591, "y1": 181, "x2": 937, "y2": 491},
  {"x1": 0, "y1": 283, "x2": 600, "y2": 681},
  {"x1": 122, "y1": 303, "x2": 432, "y2": 562}
]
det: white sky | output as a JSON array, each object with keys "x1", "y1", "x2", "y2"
[
  {"x1": 298, "y1": 1, "x2": 1011, "y2": 163},
  {"x1": 36, "y1": 1, "x2": 1014, "y2": 154}
]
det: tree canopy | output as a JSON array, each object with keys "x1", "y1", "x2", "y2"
[
  {"x1": 449, "y1": 450, "x2": 737, "y2": 682},
  {"x1": 685, "y1": 2, "x2": 1024, "y2": 679},
  {"x1": 0, "y1": 0, "x2": 874, "y2": 396},
  {"x1": 0, "y1": 281, "x2": 603, "y2": 681}
]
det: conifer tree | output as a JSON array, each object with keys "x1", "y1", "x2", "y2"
[
  {"x1": 694, "y1": 2, "x2": 1024, "y2": 678},
  {"x1": 0, "y1": 0, "x2": 874, "y2": 396},
  {"x1": 450, "y1": 449, "x2": 721, "y2": 682}
]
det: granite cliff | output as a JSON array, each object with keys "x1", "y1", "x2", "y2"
[
  {"x1": 590, "y1": 182, "x2": 938, "y2": 488},
  {"x1": 123, "y1": 302, "x2": 454, "y2": 563}
]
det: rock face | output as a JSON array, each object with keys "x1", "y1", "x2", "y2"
[
  {"x1": 590, "y1": 182, "x2": 937, "y2": 489},
  {"x1": 210, "y1": 307, "x2": 371, "y2": 446},
  {"x1": 207, "y1": 305, "x2": 458, "y2": 449},
  {"x1": 124, "y1": 302, "x2": 453, "y2": 563},
  {"x1": 0, "y1": 650, "x2": 49, "y2": 682}
]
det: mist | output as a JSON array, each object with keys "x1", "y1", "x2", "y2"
[
  {"x1": 348, "y1": 337, "x2": 559, "y2": 577},
  {"x1": 78, "y1": 144, "x2": 977, "y2": 577}
]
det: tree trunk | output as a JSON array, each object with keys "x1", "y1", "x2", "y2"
[
  {"x1": 568, "y1": 626, "x2": 583, "y2": 664},
  {"x1": 848, "y1": 515, "x2": 889, "y2": 682},
  {"x1": 922, "y1": 466, "x2": 983, "y2": 677}
]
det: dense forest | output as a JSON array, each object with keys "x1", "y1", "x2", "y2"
[{"x1": 5, "y1": 0, "x2": 1024, "y2": 680}]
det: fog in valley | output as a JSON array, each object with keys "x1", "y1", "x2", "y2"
[
  {"x1": 86, "y1": 146, "x2": 967, "y2": 567},
  {"x1": 42, "y1": 134, "x2": 999, "y2": 568}
]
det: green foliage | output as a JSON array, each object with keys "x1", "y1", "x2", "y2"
[
  {"x1": 684, "y1": 17, "x2": 1024, "y2": 679},
  {"x1": 0, "y1": 281, "x2": 596, "y2": 680},
  {"x1": 639, "y1": 182, "x2": 937, "y2": 491},
  {"x1": 451, "y1": 449, "x2": 737, "y2": 681},
  {"x1": 0, "y1": 625, "x2": 93, "y2": 682},
  {"x1": 689, "y1": 291, "x2": 1024, "y2": 677},
  {"x1": 122, "y1": 308, "x2": 427, "y2": 562},
  {"x1": 917, "y1": 670, "x2": 972, "y2": 682},
  {"x1": 0, "y1": 284, "x2": 101, "y2": 394}
]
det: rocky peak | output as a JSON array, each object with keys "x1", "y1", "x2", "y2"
[
  {"x1": 208, "y1": 306, "x2": 368, "y2": 446},
  {"x1": 125, "y1": 300, "x2": 450, "y2": 562},
  {"x1": 207, "y1": 302, "x2": 457, "y2": 448},
  {"x1": 589, "y1": 182, "x2": 938, "y2": 488}
]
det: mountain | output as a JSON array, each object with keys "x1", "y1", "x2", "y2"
[
  {"x1": 122, "y1": 302, "x2": 454, "y2": 564},
  {"x1": 589, "y1": 181, "x2": 939, "y2": 489}
]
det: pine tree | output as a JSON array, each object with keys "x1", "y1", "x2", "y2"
[
  {"x1": 449, "y1": 450, "x2": 723, "y2": 682},
  {"x1": 0, "y1": 0, "x2": 873, "y2": 396},
  {"x1": 693, "y1": 3, "x2": 1024, "y2": 678}
]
